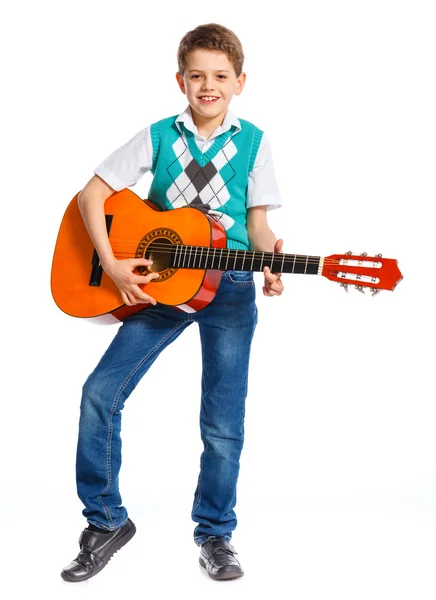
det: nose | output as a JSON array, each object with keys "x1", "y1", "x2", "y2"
[{"x1": 201, "y1": 75, "x2": 215, "y2": 91}]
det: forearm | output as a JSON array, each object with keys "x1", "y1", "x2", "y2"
[
  {"x1": 78, "y1": 191, "x2": 116, "y2": 270},
  {"x1": 247, "y1": 224, "x2": 278, "y2": 252}
]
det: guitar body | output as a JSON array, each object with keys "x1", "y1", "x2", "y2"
[{"x1": 51, "y1": 189, "x2": 226, "y2": 322}]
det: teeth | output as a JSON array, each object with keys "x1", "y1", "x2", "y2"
[{"x1": 201, "y1": 96, "x2": 218, "y2": 101}]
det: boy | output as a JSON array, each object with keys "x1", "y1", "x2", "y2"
[{"x1": 61, "y1": 23, "x2": 284, "y2": 583}]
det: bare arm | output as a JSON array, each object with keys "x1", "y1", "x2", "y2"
[
  {"x1": 78, "y1": 175, "x2": 159, "y2": 306},
  {"x1": 247, "y1": 206, "x2": 284, "y2": 297}
]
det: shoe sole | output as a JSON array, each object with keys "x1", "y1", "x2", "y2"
[
  {"x1": 199, "y1": 556, "x2": 244, "y2": 580},
  {"x1": 61, "y1": 520, "x2": 137, "y2": 583}
]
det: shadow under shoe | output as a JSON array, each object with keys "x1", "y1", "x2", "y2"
[
  {"x1": 199, "y1": 538, "x2": 244, "y2": 580},
  {"x1": 61, "y1": 518, "x2": 136, "y2": 582}
]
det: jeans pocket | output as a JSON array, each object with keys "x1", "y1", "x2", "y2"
[{"x1": 225, "y1": 270, "x2": 255, "y2": 285}]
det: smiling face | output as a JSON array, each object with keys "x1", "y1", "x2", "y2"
[{"x1": 176, "y1": 48, "x2": 246, "y2": 131}]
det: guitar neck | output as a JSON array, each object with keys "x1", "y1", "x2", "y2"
[{"x1": 170, "y1": 245, "x2": 323, "y2": 275}]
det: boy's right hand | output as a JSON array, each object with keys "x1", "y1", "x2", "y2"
[{"x1": 103, "y1": 257, "x2": 160, "y2": 306}]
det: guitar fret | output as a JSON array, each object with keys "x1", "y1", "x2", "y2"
[
  {"x1": 188, "y1": 245, "x2": 193, "y2": 268},
  {"x1": 250, "y1": 251, "x2": 255, "y2": 271},
  {"x1": 233, "y1": 250, "x2": 238, "y2": 270},
  {"x1": 205, "y1": 246, "x2": 210, "y2": 269},
  {"x1": 261, "y1": 251, "x2": 265, "y2": 271},
  {"x1": 304, "y1": 255, "x2": 309, "y2": 274},
  {"x1": 270, "y1": 252, "x2": 274, "y2": 269},
  {"x1": 241, "y1": 250, "x2": 246, "y2": 271},
  {"x1": 217, "y1": 248, "x2": 224, "y2": 270},
  {"x1": 281, "y1": 252, "x2": 285, "y2": 273},
  {"x1": 212, "y1": 247, "x2": 217, "y2": 268},
  {"x1": 199, "y1": 246, "x2": 204, "y2": 268},
  {"x1": 225, "y1": 250, "x2": 230, "y2": 270},
  {"x1": 193, "y1": 245, "x2": 198, "y2": 268},
  {"x1": 292, "y1": 254, "x2": 296, "y2": 273}
]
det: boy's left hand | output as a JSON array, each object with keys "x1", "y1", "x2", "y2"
[{"x1": 263, "y1": 238, "x2": 285, "y2": 297}]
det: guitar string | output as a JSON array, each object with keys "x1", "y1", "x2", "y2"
[
  {"x1": 107, "y1": 244, "x2": 346, "y2": 262},
  {"x1": 109, "y1": 255, "x2": 377, "y2": 270},
  {"x1": 108, "y1": 250, "x2": 340, "y2": 266},
  {"x1": 106, "y1": 241, "x2": 383, "y2": 265},
  {"x1": 107, "y1": 249, "x2": 378, "y2": 268},
  {"x1": 106, "y1": 239, "x2": 383, "y2": 260}
]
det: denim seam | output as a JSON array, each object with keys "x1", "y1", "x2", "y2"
[
  {"x1": 192, "y1": 449, "x2": 204, "y2": 518},
  {"x1": 99, "y1": 319, "x2": 188, "y2": 527},
  {"x1": 87, "y1": 516, "x2": 128, "y2": 533},
  {"x1": 225, "y1": 272, "x2": 255, "y2": 286}
]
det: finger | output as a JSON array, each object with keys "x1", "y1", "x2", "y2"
[
  {"x1": 274, "y1": 238, "x2": 284, "y2": 253},
  {"x1": 264, "y1": 281, "x2": 283, "y2": 296},
  {"x1": 134, "y1": 272, "x2": 160, "y2": 284},
  {"x1": 263, "y1": 266, "x2": 275, "y2": 282},
  {"x1": 122, "y1": 291, "x2": 135, "y2": 306},
  {"x1": 264, "y1": 267, "x2": 281, "y2": 283},
  {"x1": 264, "y1": 288, "x2": 281, "y2": 296},
  {"x1": 121, "y1": 292, "x2": 131, "y2": 306},
  {"x1": 271, "y1": 279, "x2": 284, "y2": 292},
  {"x1": 132, "y1": 285, "x2": 157, "y2": 305},
  {"x1": 125, "y1": 291, "x2": 138, "y2": 305},
  {"x1": 130, "y1": 257, "x2": 154, "y2": 267},
  {"x1": 263, "y1": 286, "x2": 277, "y2": 296}
]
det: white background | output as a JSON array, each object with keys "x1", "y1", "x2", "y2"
[{"x1": 1, "y1": 0, "x2": 435, "y2": 597}]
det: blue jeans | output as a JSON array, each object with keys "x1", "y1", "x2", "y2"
[{"x1": 75, "y1": 270, "x2": 258, "y2": 546}]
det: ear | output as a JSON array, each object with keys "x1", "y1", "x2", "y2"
[
  {"x1": 234, "y1": 72, "x2": 246, "y2": 96},
  {"x1": 175, "y1": 72, "x2": 186, "y2": 94}
]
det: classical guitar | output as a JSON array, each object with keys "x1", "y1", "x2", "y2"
[{"x1": 51, "y1": 189, "x2": 403, "y2": 323}]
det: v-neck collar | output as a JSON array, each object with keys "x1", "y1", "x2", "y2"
[
  {"x1": 181, "y1": 122, "x2": 234, "y2": 166},
  {"x1": 175, "y1": 105, "x2": 241, "y2": 139}
]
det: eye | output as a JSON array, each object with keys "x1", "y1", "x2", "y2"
[
  {"x1": 191, "y1": 74, "x2": 201, "y2": 79},
  {"x1": 218, "y1": 75, "x2": 227, "y2": 79}
]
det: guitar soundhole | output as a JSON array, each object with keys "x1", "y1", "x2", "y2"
[
  {"x1": 145, "y1": 239, "x2": 172, "y2": 272},
  {"x1": 136, "y1": 229, "x2": 181, "y2": 281}
]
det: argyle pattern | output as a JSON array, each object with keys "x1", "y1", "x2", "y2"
[
  {"x1": 148, "y1": 115, "x2": 264, "y2": 249},
  {"x1": 165, "y1": 129, "x2": 238, "y2": 231}
]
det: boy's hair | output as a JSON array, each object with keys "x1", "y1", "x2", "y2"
[{"x1": 177, "y1": 23, "x2": 245, "y2": 77}]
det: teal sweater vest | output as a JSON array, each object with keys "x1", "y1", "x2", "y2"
[{"x1": 147, "y1": 115, "x2": 263, "y2": 250}]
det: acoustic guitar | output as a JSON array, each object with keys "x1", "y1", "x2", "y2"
[{"x1": 51, "y1": 189, "x2": 403, "y2": 323}]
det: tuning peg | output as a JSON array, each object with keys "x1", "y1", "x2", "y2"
[
  {"x1": 376, "y1": 253, "x2": 382, "y2": 258},
  {"x1": 339, "y1": 282, "x2": 349, "y2": 292},
  {"x1": 370, "y1": 288, "x2": 382, "y2": 296},
  {"x1": 345, "y1": 251, "x2": 352, "y2": 255},
  {"x1": 360, "y1": 252, "x2": 367, "y2": 256},
  {"x1": 355, "y1": 285, "x2": 365, "y2": 294}
]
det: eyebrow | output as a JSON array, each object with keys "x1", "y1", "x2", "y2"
[{"x1": 188, "y1": 69, "x2": 231, "y2": 73}]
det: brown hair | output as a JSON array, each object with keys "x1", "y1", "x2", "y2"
[{"x1": 177, "y1": 23, "x2": 245, "y2": 77}]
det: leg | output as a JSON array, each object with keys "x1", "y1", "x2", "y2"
[
  {"x1": 191, "y1": 270, "x2": 258, "y2": 546},
  {"x1": 76, "y1": 304, "x2": 192, "y2": 530}
]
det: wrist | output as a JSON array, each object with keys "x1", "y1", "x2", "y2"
[{"x1": 101, "y1": 255, "x2": 118, "y2": 272}]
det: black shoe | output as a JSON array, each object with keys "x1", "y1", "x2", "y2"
[
  {"x1": 61, "y1": 518, "x2": 136, "y2": 582},
  {"x1": 199, "y1": 538, "x2": 244, "y2": 580}
]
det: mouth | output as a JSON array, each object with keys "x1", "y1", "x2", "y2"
[{"x1": 198, "y1": 96, "x2": 220, "y2": 104}]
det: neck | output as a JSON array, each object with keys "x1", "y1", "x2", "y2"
[
  {"x1": 169, "y1": 245, "x2": 323, "y2": 275},
  {"x1": 190, "y1": 106, "x2": 227, "y2": 138}
]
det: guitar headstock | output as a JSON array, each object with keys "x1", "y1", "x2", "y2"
[{"x1": 322, "y1": 252, "x2": 403, "y2": 295}]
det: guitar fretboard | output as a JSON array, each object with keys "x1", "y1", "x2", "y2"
[{"x1": 169, "y1": 245, "x2": 321, "y2": 275}]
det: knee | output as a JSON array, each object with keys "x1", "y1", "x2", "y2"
[
  {"x1": 80, "y1": 370, "x2": 113, "y2": 413},
  {"x1": 82, "y1": 371, "x2": 104, "y2": 399}
]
